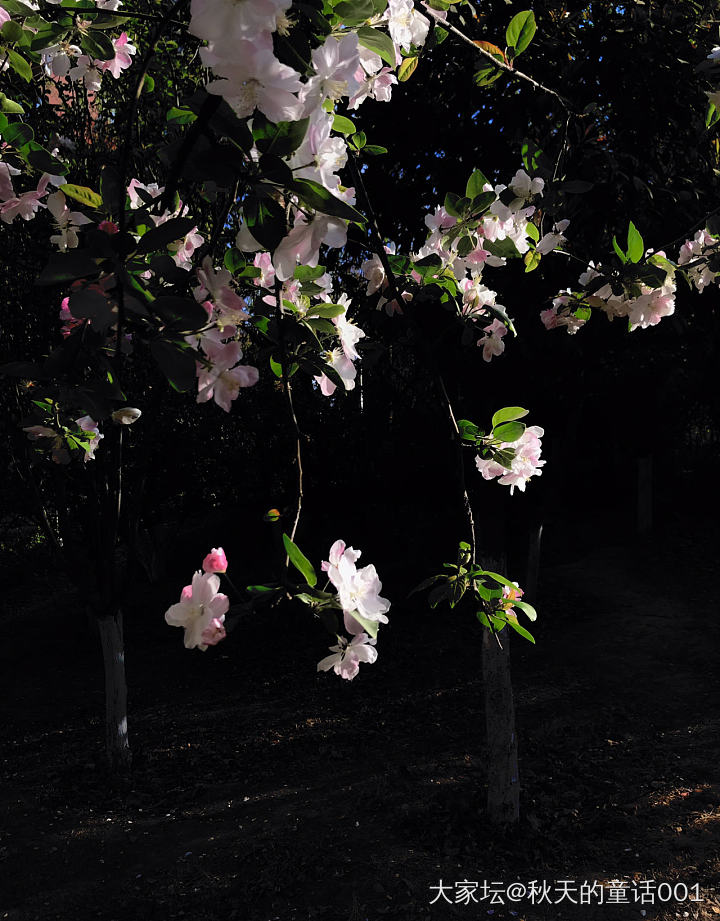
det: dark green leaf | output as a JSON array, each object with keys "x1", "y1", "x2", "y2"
[
  {"x1": 252, "y1": 113, "x2": 309, "y2": 157},
  {"x1": 149, "y1": 339, "x2": 198, "y2": 392},
  {"x1": 493, "y1": 421, "x2": 525, "y2": 443},
  {"x1": 1, "y1": 20, "x2": 24, "y2": 42},
  {"x1": 289, "y1": 177, "x2": 366, "y2": 224},
  {"x1": 26, "y1": 144, "x2": 67, "y2": 175},
  {"x1": 80, "y1": 29, "x2": 114, "y2": 60},
  {"x1": 135, "y1": 217, "x2": 197, "y2": 255},
  {"x1": 166, "y1": 106, "x2": 197, "y2": 126},
  {"x1": 334, "y1": 0, "x2": 374, "y2": 27},
  {"x1": 506, "y1": 615, "x2": 535, "y2": 643},
  {"x1": 356, "y1": 24, "x2": 395, "y2": 66},
  {"x1": 612, "y1": 234, "x2": 628, "y2": 264},
  {"x1": 36, "y1": 250, "x2": 99, "y2": 285},
  {"x1": 2, "y1": 120, "x2": 32, "y2": 147},
  {"x1": 4, "y1": 47, "x2": 31, "y2": 81},
  {"x1": 153, "y1": 296, "x2": 209, "y2": 332}
]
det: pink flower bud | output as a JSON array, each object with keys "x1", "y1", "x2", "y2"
[
  {"x1": 99, "y1": 220, "x2": 119, "y2": 234},
  {"x1": 202, "y1": 547, "x2": 228, "y2": 574},
  {"x1": 180, "y1": 584, "x2": 193, "y2": 601}
]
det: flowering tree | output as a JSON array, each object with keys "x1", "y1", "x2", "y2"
[{"x1": 2, "y1": 0, "x2": 719, "y2": 817}]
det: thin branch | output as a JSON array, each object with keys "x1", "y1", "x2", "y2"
[
  {"x1": 437, "y1": 373, "x2": 477, "y2": 565},
  {"x1": 425, "y1": 6, "x2": 577, "y2": 114}
]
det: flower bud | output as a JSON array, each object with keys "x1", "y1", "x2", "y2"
[
  {"x1": 111, "y1": 407, "x2": 142, "y2": 425},
  {"x1": 202, "y1": 547, "x2": 228, "y2": 574}
]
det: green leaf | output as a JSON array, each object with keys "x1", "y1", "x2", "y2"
[
  {"x1": 398, "y1": 55, "x2": 418, "y2": 82},
  {"x1": 465, "y1": 168, "x2": 490, "y2": 199},
  {"x1": 0, "y1": 0, "x2": 37, "y2": 15},
  {"x1": 36, "y1": 250, "x2": 99, "y2": 285},
  {"x1": 484, "y1": 237, "x2": 521, "y2": 259},
  {"x1": 135, "y1": 217, "x2": 198, "y2": 255},
  {"x1": 525, "y1": 221, "x2": 539, "y2": 242},
  {"x1": 2, "y1": 120, "x2": 32, "y2": 147},
  {"x1": 469, "y1": 191, "x2": 496, "y2": 215},
  {"x1": 491, "y1": 406, "x2": 528, "y2": 427},
  {"x1": 612, "y1": 235, "x2": 627, "y2": 264},
  {"x1": 443, "y1": 191, "x2": 463, "y2": 217},
  {"x1": 482, "y1": 571, "x2": 517, "y2": 590},
  {"x1": 332, "y1": 114, "x2": 356, "y2": 135},
  {"x1": 80, "y1": 29, "x2": 114, "y2": 60},
  {"x1": 68, "y1": 287, "x2": 113, "y2": 333},
  {"x1": 153, "y1": 296, "x2": 209, "y2": 332},
  {"x1": 269, "y1": 355, "x2": 283, "y2": 379},
  {"x1": 506, "y1": 615, "x2": 535, "y2": 643},
  {"x1": 356, "y1": 24, "x2": 396, "y2": 67},
  {"x1": 352, "y1": 130, "x2": 366, "y2": 149},
  {"x1": 26, "y1": 144, "x2": 67, "y2": 175},
  {"x1": 506, "y1": 10, "x2": 536, "y2": 54},
  {"x1": 626, "y1": 220, "x2": 644, "y2": 264},
  {"x1": 62, "y1": 184, "x2": 103, "y2": 210},
  {"x1": 244, "y1": 188, "x2": 286, "y2": 249},
  {"x1": 252, "y1": 113, "x2": 309, "y2": 157},
  {"x1": 362, "y1": 144, "x2": 387, "y2": 156},
  {"x1": 149, "y1": 339, "x2": 198, "y2": 392},
  {"x1": 409, "y1": 573, "x2": 445, "y2": 596},
  {"x1": 473, "y1": 65, "x2": 503, "y2": 88},
  {"x1": 4, "y1": 47, "x2": 31, "y2": 81},
  {"x1": 345, "y1": 611, "x2": 378, "y2": 639},
  {"x1": 512, "y1": 599, "x2": 537, "y2": 622},
  {"x1": 305, "y1": 302, "x2": 344, "y2": 318},
  {"x1": 333, "y1": 0, "x2": 374, "y2": 27},
  {"x1": 282, "y1": 533, "x2": 317, "y2": 587},
  {"x1": 142, "y1": 74, "x2": 155, "y2": 94},
  {"x1": 0, "y1": 93, "x2": 24, "y2": 114},
  {"x1": 223, "y1": 248, "x2": 246, "y2": 274},
  {"x1": 524, "y1": 250, "x2": 541, "y2": 272},
  {"x1": 492, "y1": 420, "x2": 526, "y2": 443},
  {"x1": 166, "y1": 106, "x2": 197, "y2": 126},
  {"x1": 100, "y1": 165, "x2": 122, "y2": 216},
  {"x1": 289, "y1": 177, "x2": 366, "y2": 224},
  {"x1": 293, "y1": 264, "x2": 326, "y2": 281},
  {"x1": 1, "y1": 20, "x2": 24, "y2": 43},
  {"x1": 521, "y1": 139, "x2": 543, "y2": 173},
  {"x1": 457, "y1": 418, "x2": 480, "y2": 440}
]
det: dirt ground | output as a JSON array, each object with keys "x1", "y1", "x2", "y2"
[{"x1": 2, "y1": 512, "x2": 720, "y2": 921}]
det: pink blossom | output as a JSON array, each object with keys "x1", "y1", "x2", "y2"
[
  {"x1": 317, "y1": 632, "x2": 377, "y2": 680},
  {"x1": 200, "y1": 616, "x2": 227, "y2": 646},
  {"x1": 476, "y1": 426, "x2": 546, "y2": 494},
  {"x1": 322, "y1": 539, "x2": 390, "y2": 628},
  {"x1": 202, "y1": 547, "x2": 228, "y2": 574},
  {"x1": 165, "y1": 571, "x2": 230, "y2": 651},
  {"x1": 0, "y1": 175, "x2": 50, "y2": 223},
  {"x1": 98, "y1": 32, "x2": 137, "y2": 79},
  {"x1": 202, "y1": 39, "x2": 303, "y2": 124},
  {"x1": 252, "y1": 252, "x2": 276, "y2": 288},
  {"x1": 273, "y1": 211, "x2": 347, "y2": 281},
  {"x1": 169, "y1": 227, "x2": 204, "y2": 271},
  {"x1": 197, "y1": 339, "x2": 259, "y2": 411},
  {"x1": 75, "y1": 415, "x2": 104, "y2": 462},
  {"x1": 479, "y1": 319, "x2": 507, "y2": 362}
]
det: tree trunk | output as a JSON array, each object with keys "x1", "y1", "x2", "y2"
[
  {"x1": 482, "y1": 624, "x2": 519, "y2": 825},
  {"x1": 98, "y1": 612, "x2": 131, "y2": 774}
]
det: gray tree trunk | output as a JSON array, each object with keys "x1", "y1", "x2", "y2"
[
  {"x1": 98, "y1": 612, "x2": 131, "y2": 774},
  {"x1": 482, "y1": 624, "x2": 519, "y2": 825}
]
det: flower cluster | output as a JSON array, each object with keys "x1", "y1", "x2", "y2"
[
  {"x1": 476, "y1": 425, "x2": 545, "y2": 494},
  {"x1": 165, "y1": 548, "x2": 230, "y2": 650},
  {"x1": 317, "y1": 539, "x2": 391, "y2": 680},
  {"x1": 189, "y1": 257, "x2": 259, "y2": 411}
]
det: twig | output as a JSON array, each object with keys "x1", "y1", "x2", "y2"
[
  {"x1": 437, "y1": 373, "x2": 477, "y2": 565},
  {"x1": 424, "y1": 6, "x2": 577, "y2": 114}
]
